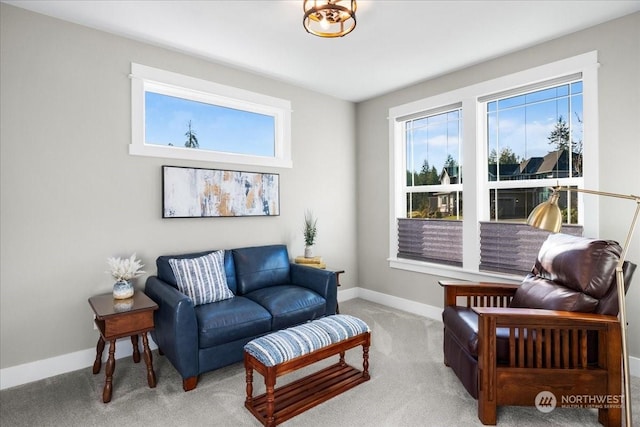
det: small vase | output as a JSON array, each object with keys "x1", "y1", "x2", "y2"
[
  {"x1": 113, "y1": 280, "x2": 134, "y2": 300},
  {"x1": 304, "y1": 245, "x2": 314, "y2": 258}
]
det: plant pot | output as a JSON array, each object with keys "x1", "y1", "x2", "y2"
[
  {"x1": 304, "y1": 246, "x2": 314, "y2": 258},
  {"x1": 113, "y1": 280, "x2": 134, "y2": 300}
]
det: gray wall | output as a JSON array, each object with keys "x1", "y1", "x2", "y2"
[
  {"x1": 356, "y1": 13, "x2": 640, "y2": 357},
  {"x1": 0, "y1": 4, "x2": 357, "y2": 369},
  {"x1": 2, "y1": 3, "x2": 639, "y2": 371}
]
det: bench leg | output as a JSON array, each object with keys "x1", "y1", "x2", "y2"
[
  {"x1": 265, "y1": 368, "x2": 276, "y2": 427},
  {"x1": 339, "y1": 351, "x2": 346, "y2": 366},
  {"x1": 363, "y1": 343, "x2": 370, "y2": 380},
  {"x1": 245, "y1": 366, "x2": 253, "y2": 406}
]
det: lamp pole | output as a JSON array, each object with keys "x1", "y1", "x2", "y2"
[{"x1": 550, "y1": 187, "x2": 639, "y2": 427}]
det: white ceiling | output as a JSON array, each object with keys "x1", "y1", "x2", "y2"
[{"x1": 5, "y1": 0, "x2": 640, "y2": 102}]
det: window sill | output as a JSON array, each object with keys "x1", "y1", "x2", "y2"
[
  {"x1": 388, "y1": 257, "x2": 522, "y2": 284},
  {"x1": 129, "y1": 144, "x2": 292, "y2": 169}
]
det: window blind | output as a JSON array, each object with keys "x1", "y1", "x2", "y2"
[
  {"x1": 398, "y1": 218, "x2": 462, "y2": 266},
  {"x1": 479, "y1": 222, "x2": 583, "y2": 275}
]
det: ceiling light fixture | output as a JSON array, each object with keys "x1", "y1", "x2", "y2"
[{"x1": 303, "y1": 0, "x2": 357, "y2": 38}]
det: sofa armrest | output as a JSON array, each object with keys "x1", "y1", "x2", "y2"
[
  {"x1": 473, "y1": 306, "x2": 620, "y2": 326},
  {"x1": 290, "y1": 263, "x2": 338, "y2": 315},
  {"x1": 144, "y1": 276, "x2": 199, "y2": 379},
  {"x1": 439, "y1": 280, "x2": 519, "y2": 308}
]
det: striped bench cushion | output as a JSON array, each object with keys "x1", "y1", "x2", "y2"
[{"x1": 244, "y1": 315, "x2": 370, "y2": 367}]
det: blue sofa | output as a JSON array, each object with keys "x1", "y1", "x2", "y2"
[{"x1": 145, "y1": 244, "x2": 338, "y2": 391}]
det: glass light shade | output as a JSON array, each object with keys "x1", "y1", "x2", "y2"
[{"x1": 303, "y1": 0, "x2": 357, "y2": 38}]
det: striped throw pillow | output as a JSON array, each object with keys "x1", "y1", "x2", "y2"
[{"x1": 168, "y1": 250, "x2": 234, "y2": 305}]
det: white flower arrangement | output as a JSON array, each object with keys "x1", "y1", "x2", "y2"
[{"x1": 106, "y1": 253, "x2": 146, "y2": 282}]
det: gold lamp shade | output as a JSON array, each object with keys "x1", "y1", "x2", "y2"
[
  {"x1": 303, "y1": 0, "x2": 357, "y2": 38},
  {"x1": 526, "y1": 191, "x2": 562, "y2": 233}
]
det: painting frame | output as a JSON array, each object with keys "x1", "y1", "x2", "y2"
[{"x1": 162, "y1": 165, "x2": 280, "y2": 218}]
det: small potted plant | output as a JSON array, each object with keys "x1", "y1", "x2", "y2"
[
  {"x1": 303, "y1": 210, "x2": 318, "y2": 258},
  {"x1": 106, "y1": 253, "x2": 146, "y2": 299}
]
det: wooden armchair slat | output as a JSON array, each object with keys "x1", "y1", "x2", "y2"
[
  {"x1": 440, "y1": 281, "x2": 519, "y2": 308},
  {"x1": 474, "y1": 306, "x2": 622, "y2": 425}
]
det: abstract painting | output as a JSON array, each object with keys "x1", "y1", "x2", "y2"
[{"x1": 162, "y1": 166, "x2": 280, "y2": 218}]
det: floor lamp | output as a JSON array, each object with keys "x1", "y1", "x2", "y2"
[{"x1": 527, "y1": 187, "x2": 640, "y2": 427}]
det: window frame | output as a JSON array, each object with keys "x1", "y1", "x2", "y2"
[
  {"x1": 130, "y1": 63, "x2": 293, "y2": 168},
  {"x1": 400, "y1": 105, "x2": 464, "y2": 266},
  {"x1": 388, "y1": 51, "x2": 600, "y2": 282}
]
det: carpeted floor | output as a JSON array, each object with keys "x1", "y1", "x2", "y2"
[{"x1": 1, "y1": 298, "x2": 638, "y2": 426}]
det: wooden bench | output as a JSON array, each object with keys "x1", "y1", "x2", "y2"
[{"x1": 243, "y1": 315, "x2": 371, "y2": 427}]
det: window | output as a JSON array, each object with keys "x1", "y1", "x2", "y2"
[
  {"x1": 389, "y1": 52, "x2": 599, "y2": 281},
  {"x1": 480, "y1": 77, "x2": 585, "y2": 274},
  {"x1": 398, "y1": 105, "x2": 463, "y2": 266},
  {"x1": 130, "y1": 63, "x2": 292, "y2": 168}
]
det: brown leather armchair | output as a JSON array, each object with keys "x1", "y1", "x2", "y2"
[{"x1": 440, "y1": 233, "x2": 636, "y2": 426}]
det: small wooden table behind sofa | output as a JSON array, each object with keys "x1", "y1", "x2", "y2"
[
  {"x1": 243, "y1": 315, "x2": 371, "y2": 427},
  {"x1": 88, "y1": 292, "x2": 158, "y2": 403}
]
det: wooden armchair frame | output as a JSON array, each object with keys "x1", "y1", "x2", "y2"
[{"x1": 441, "y1": 281, "x2": 622, "y2": 426}]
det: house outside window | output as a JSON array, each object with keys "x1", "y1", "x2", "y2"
[
  {"x1": 389, "y1": 52, "x2": 599, "y2": 282},
  {"x1": 480, "y1": 78, "x2": 585, "y2": 274}
]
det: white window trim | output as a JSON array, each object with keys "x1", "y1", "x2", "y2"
[
  {"x1": 130, "y1": 63, "x2": 293, "y2": 168},
  {"x1": 388, "y1": 51, "x2": 600, "y2": 282}
]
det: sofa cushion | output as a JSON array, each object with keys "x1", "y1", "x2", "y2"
[
  {"x1": 531, "y1": 233, "x2": 621, "y2": 299},
  {"x1": 442, "y1": 306, "x2": 511, "y2": 362},
  {"x1": 195, "y1": 296, "x2": 272, "y2": 348},
  {"x1": 245, "y1": 285, "x2": 326, "y2": 330},
  {"x1": 169, "y1": 251, "x2": 234, "y2": 306},
  {"x1": 233, "y1": 245, "x2": 291, "y2": 295},
  {"x1": 157, "y1": 249, "x2": 237, "y2": 293},
  {"x1": 442, "y1": 306, "x2": 479, "y2": 356},
  {"x1": 510, "y1": 274, "x2": 599, "y2": 312}
]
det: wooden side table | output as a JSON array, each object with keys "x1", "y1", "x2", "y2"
[
  {"x1": 88, "y1": 291, "x2": 158, "y2": 403},
  {"x1": 326, "y1": 268, "x2": 345, "y2": 314}
]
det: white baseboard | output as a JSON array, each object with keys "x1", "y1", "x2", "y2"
[
  {"x1": 2, "y1": 287, "x2": 639, "y2": 390},
  {"x1": 0, "y1": 337, "x2": 157, "y2": 390},
  {"x1": 349, "y1": 287, "x2": 443, "y2": 321}
]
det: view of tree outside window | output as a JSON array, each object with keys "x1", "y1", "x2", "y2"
[
  {"x1": 405, "y1": 109, "x2": 462, "y2": 219},
  {"x1": 144, "y1": 91, "x2": 276, "y2": 157},
  {"x1": 486, "y1": 81, "x2": 583, "y2": 223},
  {"x1": 390, "y1": 53, "x2": 595, "y2": 276},
  {"x1": 400, "y1": 108, "x2": 463, "y2": 265}
]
